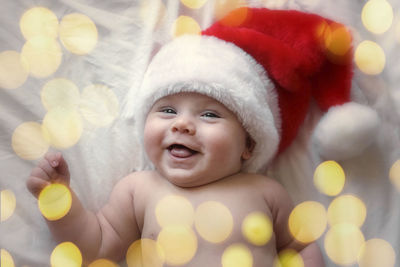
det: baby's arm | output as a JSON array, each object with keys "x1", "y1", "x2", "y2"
[
  {"x1": 27, "y1": 152, "x2": 141, "y2": 264},
  {"x1": 264, "y1": 180, "x2": 325, "y2": 267}
]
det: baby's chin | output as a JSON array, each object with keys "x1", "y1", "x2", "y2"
[{"x1": 157, "y1": 168, "x2": 222, "y2": 188}]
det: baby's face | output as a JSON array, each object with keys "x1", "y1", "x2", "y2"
[{"x1": 144, "y1": 92, "x2": 251, "y2": 187}]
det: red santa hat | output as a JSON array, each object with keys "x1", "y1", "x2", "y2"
[{"x1": 129, "y1": 7, "x2": 379, "y2": 173}]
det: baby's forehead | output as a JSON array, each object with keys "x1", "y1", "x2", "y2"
[{"x1": 155, "y1": 92, "x2": 226, "y2": 107}]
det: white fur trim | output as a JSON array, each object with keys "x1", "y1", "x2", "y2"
[
  {"x1": 313, "y1": 102, "x2": 380, "y2": 160},
  {"x1": 125, "y1": 35, "x2": 281, "y2": 173}
]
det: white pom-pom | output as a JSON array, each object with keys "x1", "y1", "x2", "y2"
[{"x1": 313, "y1": 102, "x2": 380, "y2": 160}]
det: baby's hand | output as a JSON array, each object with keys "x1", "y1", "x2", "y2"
[{"x1": 27, "y1": 152, "x2": 70, "y2": 198}]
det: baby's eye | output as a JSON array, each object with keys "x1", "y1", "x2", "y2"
[
  {"x1": 202, "y1": 112, "x2": 220, "y2": 118},
  {"x1": 160, "y1": 108, "x2": 176, "y2": 114}
]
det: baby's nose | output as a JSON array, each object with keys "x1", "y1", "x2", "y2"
[{"x1": 171, "y1": 116, "x2": 196, "y2": 135}]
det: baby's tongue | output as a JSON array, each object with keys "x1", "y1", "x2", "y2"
[{"x1": 170, "y1": 145, "x2": 195, "y2": 158}]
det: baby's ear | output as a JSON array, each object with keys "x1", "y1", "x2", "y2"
[{"x1": 242, "y1": 136, "x2": 256, "y2": 160}]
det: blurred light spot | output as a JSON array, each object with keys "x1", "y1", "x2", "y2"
[
  {"x1": 259, "y1": 0, "x2": 289, "y2": 9},
  {"x1": 139, "y1": 0, "x2": 166, "y2": 28},
  {"x1": 59, "y1": 13, "x2": 98, "y2": 55},
  {"x1": 155, "y1": 195, "x2": 194, "y2": 228},
  {"x1": 362, "y1": 0, "x2": 393, "y2": 34},
  {"x1": 327, "y1": 194, "x2": 367, "y2": 227},
  {"x1": 389, "y1": 159, "x2": 400, "y2": 191},
  {"x1": 181, "y1": 0, "x2": 208, "y2": 9},
  {"x1": 172, "y1": 16, "x2": 201, "y2": 37},
  {"x1": 21, "y1": 36, "x2": 62, "y2": 78},
  {"x1": 288, "y1": 201, "x2": 327, "y2": 243},
  {"x1": 324, "y1": 223, "x2": 365, "y2": 266},
  {"x1": 20, "y1": 7, "x2": 58, "y2": 40},
  {"x1": 88, "y1": 259, "x2": 119, "y2": 267},
  {"x1": 41, "y1": 78, "x2": 80, "y2": 111},
  {"x1": 313, "y1": 160, "x2": 345, "y2": 196},
  {"x1": 396, "y1": 20, "x2": 400, "y2": 43},
  {"x1": 50, "y1": 242, "x2": 82, "y2": 267},
  {"x1": 194, "y1": 201, "x2": 233, "y2": 243},
  {"x1": 323, "y1": 23, "x2": 352, "y2": 64},
  {"x1": 221, "y1": 243, "x2": 253, "y2": 267},
  {"x1": 358, "y1": 238, "x2": 395, "y2": 267},
  {"x1": 79, "y1": 84, "x2": 119, "y2": 127},
  {"x1": 0, "y1": 50, "x2": 29, "y2": 89},
  {"x1": 38, "y1": 183, "x2": 72, "y2": 221},
  {"x1": 1, "y1": 189, "x2": 16, "y2": 222},
  {"x1": 241, "y1": 212, "x2": 272, "y2": 246},
  {"x1": 273, "y1": 249, "x2": 304, "y2": 267},
  {"x1": 157, "y1": 225, "x2": 197, "y2": 266},
  {"x1": 219, "y1": 6, "x2": 249, "y2": 27},
  {"x1": 126, "y1": 239, "x2": 165, "y2": 267},
  {"x1": 42, "y1": 107, "x2": 83, "y2": 149},
  {"x1": 214, "y1": 0, "x2": 247, "y2": 21},
  {"x1": 12, "y1": 122, "x2": 49, "y2": 160},
  {"x1": 355, "y1": 40, "x2": 385, "y2": 75},
  {"x1": 1, "y1": 249, "x2": 15, "y2": 267}
]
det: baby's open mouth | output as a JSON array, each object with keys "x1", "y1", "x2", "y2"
[{"x1": 168, "y1": 144, "x2": 198, "y2": 158}]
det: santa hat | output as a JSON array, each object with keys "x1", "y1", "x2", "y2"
[{"x1": 129, "y1": 7, "x2": 379, "y2": 173}]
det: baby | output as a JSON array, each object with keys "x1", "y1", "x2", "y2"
[
  {"x1": 26, "y1": 7, "x2": 345, "y2": 267},
  {"x1": 28, "y1": 91, "x2": 324, "y2": 267}
]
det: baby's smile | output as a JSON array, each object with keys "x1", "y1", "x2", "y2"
[{"x1": 167, "y1": 143, "x2": 199, "y2": 159}]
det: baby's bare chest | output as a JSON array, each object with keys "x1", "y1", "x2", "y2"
[{"x1": 137, "y1": 182, "x2": 279, "y2": 266}]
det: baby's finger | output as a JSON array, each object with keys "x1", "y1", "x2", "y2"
[
  {"x1": 37, "y1": 157, "x2": 58, "y2": 181},
  {"x1": 26, "y1": 176, "x2": 51, "y2": 198},
  {"x1": 53, "y1": 152, "x2": 69, "y2": 177},
  {"x1": 44, "y1": 151, "x2": 61, "y2": 168},
  {"x1": 30, "y1": 166, "x2": 52, "y2": 182}
]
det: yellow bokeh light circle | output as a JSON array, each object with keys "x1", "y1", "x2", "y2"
[
  {"x1": 21, "y1": 36, "x2": 62, "y2": 78},
  {"x1": 241, "y1": 212, "x2": 273, "y2": 246},
  {"x1": 157, "y1": 225, "x2": 197, "y2": 266},
  {"x1": 358, "y1": 238, "x2": 395, "y2": 267},
  {"x1": 139, "y1": 0, "x2": 166, "y2": 28},
  {"x1": 88, "y1": 259, "x2": 119, "y2": 267},
  {"x1": 181, "y1": 0, "x2": 208, "y2": 9},
  {"x1": 325, "y1": 25, "x2": 352, "y2": 56},
  {"x1": 396, "y1": 20, "x2": 400, "y2": 44},
  {"x1": 313, "y1": 160, "x2": 345, "y2": 196},
  {"x1": 0, "y1": 50, "x2": 29, "y2": 89},
  {"x1": 41, "y1": 78, "x2": 80, "y2": 111},
  {"x1": 324, "y1": 223, "x2": 365, "y2": 266},
  {"x1": 172, "y1": 16, "x2": 201, "y2": 38},
  {"x1": 126, "y1": 239, "x2": 165, "y2": 267},
  {"x1": 194, "y1": 201, "x2": 233, "y2": 243},
  {"x1": 42, "y1": 107, "x2": 83, "y2": 149},
  {"x1": 288, "y1": 201, "x2": 327, "y2": 243},
  {"x1": 50, "y1": 242, "x2": 82, "y2": 267},
  {"x1": 389, "y1": 159, "x2": 400, "y2": 192},
  {"x1": 273, "y1": 249, "x2": 304, "y2": 267},
  {"x1": 355, "y1": 40, "x2": 385, "y2": 75},
  {"x1": 1, "y1": 249, "x2": 15, "y2": 267},
  {"x1": 79, "y1": 84, "x2": 119, "y2": 127},
  {"x1": 1, "y1": 189, "x2": 16, "y2": 222},
  {"x1": 20, "y1": 7, "x2": 59, "y2": 40},
  {"x1": 214, "y1": 0, "x2": 247, "y2": 21},
  {"x1": 38, "y1": 183, "x2": 72, "y2": 221},
  {"x1": 59, "y1": 13, "x2": 98, "y2": 55},
  {"x1": 155, "y1": 195, "x2": 194, "y2": 228},
  {"x1": 327, "y1": 194, "x2": 367, "y2": 227},
  {"x1": 221, "y1": 243, "x2": 253, "y2": 267},
  {"x1": 362, "y1": 0, "x2": 393, "y2": 34},
  {"x1": 12, "y1": 122, "x2": 49, "y2": 160}
]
